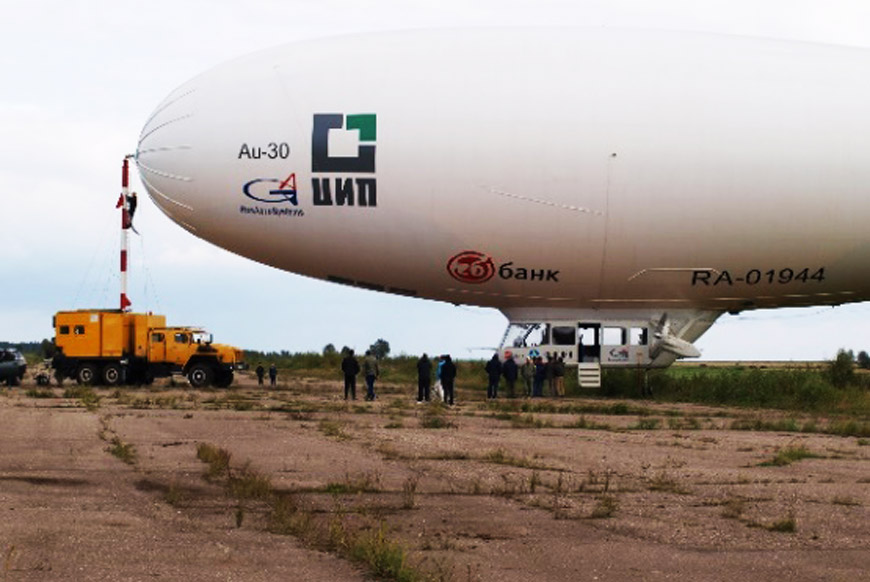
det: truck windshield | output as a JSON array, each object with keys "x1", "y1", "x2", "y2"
[{"x1": 192, "y1": 332, "x2": 213, "y2": 345}]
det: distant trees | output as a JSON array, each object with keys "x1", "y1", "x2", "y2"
[
  {"x1": 369, "y1": 338, "x2": 391, "y2": 359},
  {"x1": 829, "y1": 349, "x2": 855, "y2": 387},
  {"x1": 857, "y1": 350, "x2": 870, "y2": 370},
  {"x1": 322, "y1": 340, "x2": 390, "y2": 358},
  {"x1": 0, "y1": 339, "x2": 55, "y2": 361},
  {"x1": 41, "y1": 338, "x2": 56, "y2": 358}
]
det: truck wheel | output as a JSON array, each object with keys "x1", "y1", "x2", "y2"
[
  {"x1": 215, "y1": 372, "x2": 233, "y2": 388},
  {"x1": 102, "y1": 364, "x2": 122, "y2": 386},
  {"x1": 188, "y1": 364, "x2": 214, "y2": 388},
  {"x1": 76, "y1": 364, "x2": 98, "y2": 385}
]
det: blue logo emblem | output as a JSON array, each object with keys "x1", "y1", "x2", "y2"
[{"x1": 242, "y1": 173, "x2": 298, "y2": 205}]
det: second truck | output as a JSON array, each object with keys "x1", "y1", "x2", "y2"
[{"x1": 52, "y1": 310, "x2": 244, "y2": 388}]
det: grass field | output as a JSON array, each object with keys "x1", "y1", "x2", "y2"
[{"x1": 240, "y1": 350, "x2": 870, "y2": 420}]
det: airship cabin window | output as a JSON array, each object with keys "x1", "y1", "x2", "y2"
[
  {"x1": 552, "y1": 326, "x2": 575, "y2": 346},
  {"x1": 630, "y1": 328, "x2": 648, "y2": 345}
]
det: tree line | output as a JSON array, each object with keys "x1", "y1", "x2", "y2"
[{"x1": 0, "y1": 340, "x2": 56, "y2": 360}]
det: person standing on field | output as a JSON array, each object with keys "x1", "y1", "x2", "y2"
[
  {"x1": 533, "y1": 357, "x2": 546, "y2": 397},
  {"x1": 520, "y1": 357, "x2": 534, "y2": 397},
  {"x1": 545, "y1": 353, "x2": 556, "y2": 396},
  {"x1": 502, "y1": 354, "x2": 518, "y2": 398},
  {"x1": 440, "y1": 354, "x2": 457, "y2": 405},
  {"x1": 341, "y1": 350, "x2": 360, "y2": 400},
  {"x1": 363, "y1": 350, "x2": 379, "y2": 401},
  {"x1": 485, "y1": 353, "x2": 502, "y2": 400},
  {"x1": 554, "y1": 356, "x2": 566, "y2": 397},
  {"x1": 417, "y1": 353, "x2": 432, "y2": 402},
  {"x1": 255, "y1": 363, "x2": 265, "y2": 385},
  {"x1": 433, "y1": 356, "x2": 445, "y2": 402},
  {"x1": 268, "y1": 363, "x2": 277, "y2": 387}
]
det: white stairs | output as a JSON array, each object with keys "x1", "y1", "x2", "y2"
[{"x1": 577, "y1": 362, "x2": 602, "y2": 389}]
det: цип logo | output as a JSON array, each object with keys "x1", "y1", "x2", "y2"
[
  {"x1": 447, "y1": 251, "x2": 495, "y2": 284},
  {"x1": 242, "y1": 173, "x2": 298, "y2": 204},
  {"x1": 312, "y1": 114, "x2": 376, "y2": 173},
  {"x1": 312, "y1": 113, "x2": 377, "y2": 207}
]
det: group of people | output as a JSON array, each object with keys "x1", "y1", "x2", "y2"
[
  {"x1": 340, "y1": 349, "x2": 382, "y2": 401},
  {"x1": 486, "y1": 352, "x2": 566, "y2": 398},
  {"x1": 415, "y1": 353, "x2": 456, "y2": 405},
  {"x1": 259, "y1": 350, "x2": 565, "y2": 402},
  {"x1": 339, "y1": 351, "x2": 459, "y2": 405},
  {"x1": 254, "y1": 363, "x2": 278, "y2": 386}
]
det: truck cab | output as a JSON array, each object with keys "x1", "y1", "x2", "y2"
[{"x1": 147, "y1": 326, "x2": 241, "y2": 387}]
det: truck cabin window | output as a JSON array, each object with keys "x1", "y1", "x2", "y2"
[
  {"x1": 174, "y1": 333, "x2": 188, "y2": 344},
  {"x1": 151, "y1": 333, "x2": 165, "y2": 343},
  {"x1": 74, "y1": 325, "x2": 85, "y2": 335},
  {"x1": 59, "y1": 326, "x2": 70, "y2": 335}
]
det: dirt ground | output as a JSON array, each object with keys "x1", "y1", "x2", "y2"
[{"x1": 1, "y1": 373, "x2": 868, "y2": 581}]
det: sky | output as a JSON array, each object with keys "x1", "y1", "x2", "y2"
[{"x1": 4, "y1": 0, "x2": 870, "y2": 360}]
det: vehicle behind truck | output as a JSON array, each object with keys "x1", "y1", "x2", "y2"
[
  {"x1": 0, "y1": 348, "x2": 27, "y2": 386},
  {"x1": 52, "y1": 310, "x2": 244, "y2": 388}
]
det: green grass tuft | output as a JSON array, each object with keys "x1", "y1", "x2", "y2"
[
  {"x1": 228, "y1": 467, "x2": 272, "y2": 500},
  {"x1": 420, "y1": 402, "x2": 455, "y2": 429},
  {"x1": 64, "y1": 386, "x2": 100, "y2": 410},
  {"x1": 760, "y1": 444, "x2": 819, "y2": 467},
  {"x1": 766, "y1": 515, "x2": 797, "y2": 532},
  {"x1": 318, "y1": 419, "x2": 351, "y2": 440},
  {"x1": 108, "y1": 437, "x2": 136, "y2": 464},
  {"x1": 25, "y1": 388, "x2": 55, "y2": 398},
  {"x1": 349, "y1": 523, "x2": 418, "y2": 582},
  {"x1": 589, "y1": 495, "x2": 618, "y2": 518},
  {"x1": 196, "y1": 443, "x2": 232, "y2": 478}
]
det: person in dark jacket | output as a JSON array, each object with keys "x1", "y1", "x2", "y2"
[
  {"x1": 485, "y1": 353, "x2": 501, "y2": 399},
  {"x1": 255, "y1": 363, "x2": 265, "y2": 385},
  {"x1": 440, "y1": 354, "x2": 457, "y2": 405},
  {"x1": 269, "y1": 363, "x2": 277, "y2": 387},
  {"x1": 341, "y1": 350, "x2": 360, "y2": 400},
  {"x1": 128, "y1": 191, "x2": 138, "y2": 223},
  {"x1": 533, "y1": 357, "x2": 546, "y2": 397},
  {"x1": 545, "y1": 353, "x2": 556, "y2": 396},
  {"x1": 502, "y1": 355, "x2": 518, "y2": 398},
  {"x1": 417, "y1": 353, "x2": 432, "y2": 402}
]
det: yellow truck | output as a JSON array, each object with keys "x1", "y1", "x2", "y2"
[{"x1": 52, "y1": 310, "x2": 244, "y2": 388}]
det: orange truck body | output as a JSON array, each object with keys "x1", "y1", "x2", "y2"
[{"x1": 53, "y1": 310, "x2": 243, "y2": 387}]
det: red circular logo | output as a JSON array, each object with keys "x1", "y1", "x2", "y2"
[{"x1": 447, "y1": 251, "x2": 495, "y2": 284}]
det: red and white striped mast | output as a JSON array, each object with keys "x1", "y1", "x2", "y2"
[{"x1": 119, "y1": 156, "x2": 133, "y2": 311}]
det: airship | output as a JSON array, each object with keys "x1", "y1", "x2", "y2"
[{"x1": 135, "y1": 28, "x2": 870, "y2": 381}]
